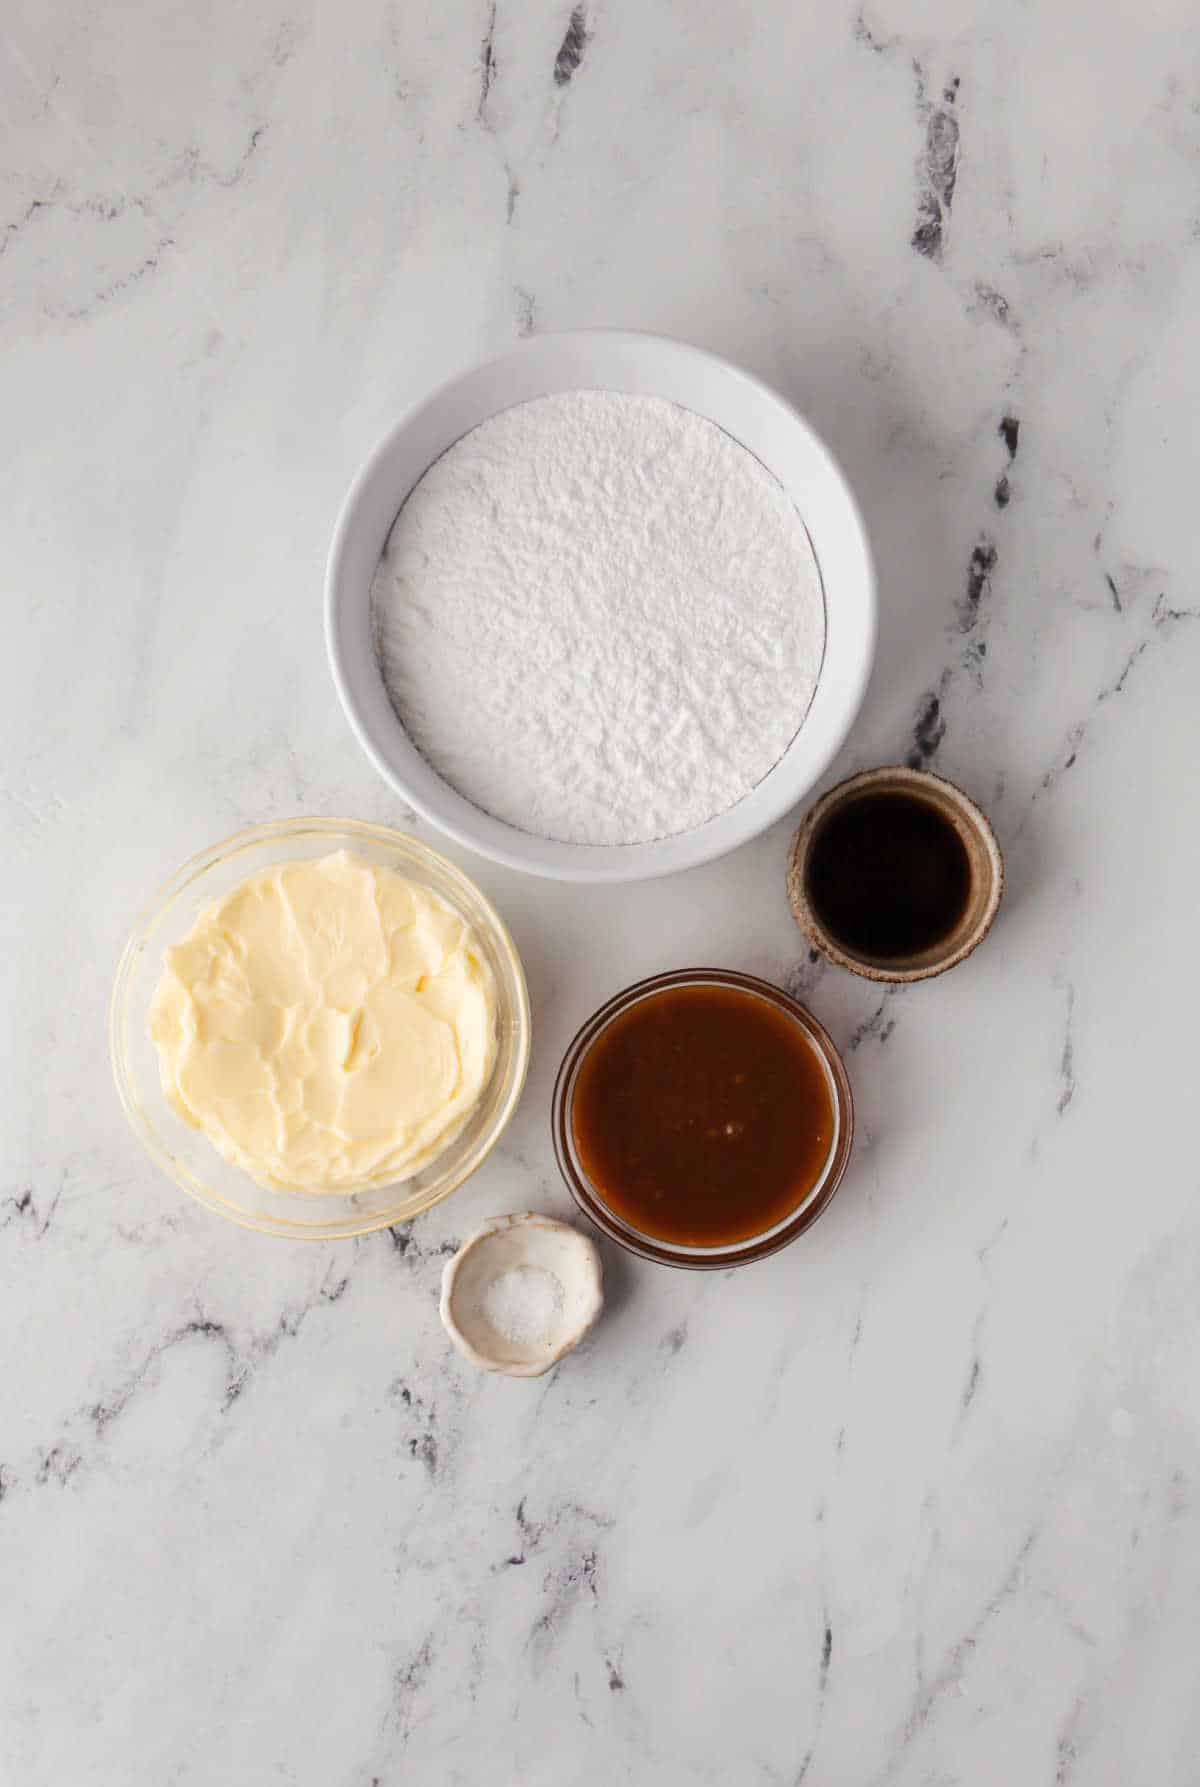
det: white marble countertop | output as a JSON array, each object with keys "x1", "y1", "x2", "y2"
[{"x1": 3, "y1": 2, "x2": 1199, "y2": 1781}]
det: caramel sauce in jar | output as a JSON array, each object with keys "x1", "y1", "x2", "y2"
[{"x1": 570, "y1": 981, "x2": 836, "y2": 1248}]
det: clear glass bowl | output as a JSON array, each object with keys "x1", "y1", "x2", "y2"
[
  {"x1": 552, "y1": 969, "x2": 853, "y2": 1269},
  {"x1": 110, "y1": 818, "x2": 531, "y2": 1239}
]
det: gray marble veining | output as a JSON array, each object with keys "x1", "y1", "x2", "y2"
[{"x1": 3, "y1": 1, "x2": 1200, "y2": 1781}]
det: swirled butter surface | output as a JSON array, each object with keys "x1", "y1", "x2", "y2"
[{"x1": 148, "y1": 851, "x2": 498, "y2": 1192}]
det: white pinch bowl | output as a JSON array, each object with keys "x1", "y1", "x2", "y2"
[
  {"x1": 326, "y1": 330, "x2": 876, "y2": 883},
  {"x1": 440, "y1": 1213, "x2": 604, "y2": 1378}
]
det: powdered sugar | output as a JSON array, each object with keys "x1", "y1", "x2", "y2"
[{"x1": 371, "y1": 390, "x2": 825, "y2": 847}]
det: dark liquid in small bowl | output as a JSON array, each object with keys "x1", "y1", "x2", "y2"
[
  {"x1": 806, "y1": 791, "x2": 972, "y2": 959},
  {"x1": 571, "y1": 982, "x2": 835, "y2": 1248}
]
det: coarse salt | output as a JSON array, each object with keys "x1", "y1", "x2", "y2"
[{"x1": 480, "y1": 1265, "x2": 564, "y2": 1349}]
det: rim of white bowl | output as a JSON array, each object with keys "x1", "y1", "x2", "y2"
[{"x1": 325, "y1": 329, "x2": 876, "y2": 884}]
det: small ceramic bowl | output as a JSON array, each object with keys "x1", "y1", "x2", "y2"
[
  {"x1": 552, "y1": 969, "x2": 854, "y2": 1269},
  {"x1": 787, "y1": 765, "x2": 1003, "y2": 983},
  {"x1": 440, "y1": 1214, "x2": 603, "y2": 1377}
]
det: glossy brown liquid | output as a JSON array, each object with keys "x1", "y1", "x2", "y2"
[
  {"x1": 571, "y1": 983, "x2": 835, "y2": 1247},
  {"x1": 807, "y1": 792, "x2": 972, "y2": 959}
]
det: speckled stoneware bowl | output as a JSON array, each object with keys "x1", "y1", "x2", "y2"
[{"x1": 787, "y1": 765, "x2": 1003, "y2": 983}]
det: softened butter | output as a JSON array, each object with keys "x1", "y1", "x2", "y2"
[{"x1": 148, "y1": 851, "x2": 497, "y2": 1192}]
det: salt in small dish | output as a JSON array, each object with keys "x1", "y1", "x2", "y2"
[{"x1": 440, "y1": 1213, "x2": 603, "y2": 1377}]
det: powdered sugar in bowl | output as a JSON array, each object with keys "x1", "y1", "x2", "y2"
[{"x1": 326, "y1": 331, "x2": 875, "y2": 883}]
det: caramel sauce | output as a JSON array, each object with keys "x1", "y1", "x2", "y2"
[{"x1": 571, "y1": 983, "x2": 835, "y2": 1247}]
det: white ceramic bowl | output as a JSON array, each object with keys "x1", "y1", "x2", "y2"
[{"x1": 326, "y1": 330, "x2": 876, "y2": 883}]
